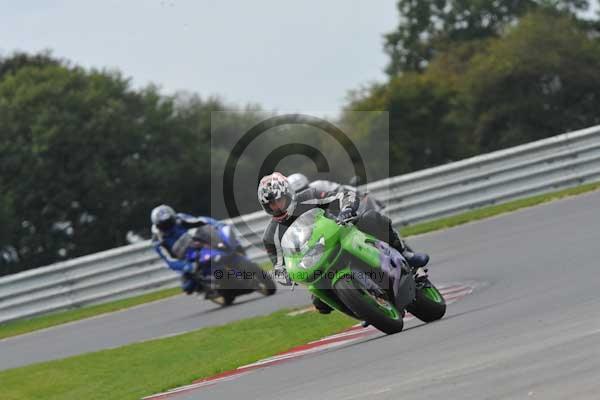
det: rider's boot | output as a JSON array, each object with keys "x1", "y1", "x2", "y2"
[
  {"x1": 181, "y1": 274, "x2": 197, "y2": 295},
  {"x1": 312, "y1": 295, "x2": 333, "y2": 314},
  {"x1": 389, "y1": 226, "x2": 429, "y2": 269}
]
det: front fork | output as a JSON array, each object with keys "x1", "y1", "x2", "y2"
[
  {"x1": 308, "y1": 266, "x2": 358, "y2": 318},
  {"x1": 307, "y1": 262, "x2": 397, "y2": 319},
  {"x1": 309, "y1": 285, "x2": 358, "y2": 319}
]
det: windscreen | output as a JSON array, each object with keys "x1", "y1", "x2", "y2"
[{"x1": 281, "y1": 208, "x2": 323, "y2": 256}]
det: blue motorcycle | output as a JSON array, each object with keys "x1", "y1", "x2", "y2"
[{"x1": 184, "y1": 223, "x2": 277, "y2": 306}]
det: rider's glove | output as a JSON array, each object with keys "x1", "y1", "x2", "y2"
[
  {"x1": 273, "y1": 265, "x2": 293, "y2": 286},
  {"x1": 181, "y1": 262, "x2": 196, "y2": 274},
  {"x1": 337, "y1": 207, "x2": 356, "y2": 224}
]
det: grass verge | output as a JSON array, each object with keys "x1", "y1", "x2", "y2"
[
  {"x1": 0, "y1": 287, "x2": 180, "y2": 340},
  {"x1": 2, "y1": 181, "x2": 599, "y2": 340},
  {"x1": 0, "y1": 307, "x2": 355, "y2": 400}
]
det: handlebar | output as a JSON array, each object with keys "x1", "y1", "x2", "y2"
[
  {"x1": 337, "y1": 215, "x2": 359, "y2": 225},
  {"x1": 323, "y1": 210, "x2": 359, "y2": 225}
]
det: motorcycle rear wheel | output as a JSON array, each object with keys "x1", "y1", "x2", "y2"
[
  {"x1": 209, "y1": 291, "x2": 236, "y2": 306},
  {"x1": 406, "y1": 279, "x2": 446, "y2": 322}
]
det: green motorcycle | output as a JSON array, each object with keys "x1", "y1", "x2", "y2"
[{"x1": 281, "y1": 208, "x2": 446, "y2": 334}]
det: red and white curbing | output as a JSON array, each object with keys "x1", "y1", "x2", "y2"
[{"x1": 142, "y1": 282, "x2": 475, "y2": 400}]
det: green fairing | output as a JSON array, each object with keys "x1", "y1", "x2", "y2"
[
  {"x1": 283, "y1": 209, "x2": 392, "y2": 316},
  {"x1": 283, "y1": 208, "x2": 447, "y2": 333},
  {"x1": 422, "y1": 287, "x2": 443, "y2": 303}
]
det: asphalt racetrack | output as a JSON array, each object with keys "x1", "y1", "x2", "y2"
[
  {"x1": 2, "y1": 190, "x2": 600, "y2": 399},
  {"x1": 0, "y1": 276, "x2": 311, "y2": 371}
]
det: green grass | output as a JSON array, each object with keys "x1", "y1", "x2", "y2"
[
  {"x1": 0, "y1": 307, "x2": 355, "y2": 400},
  {"x1": 2, "y1": 181, "x2": 599, "y2": 341},
  {"x1": 0, "y1": 287, "x2": 180, "y2": 340},
  {"x1": 399, "y1": 181, "x2": 600, "y2": 237}
]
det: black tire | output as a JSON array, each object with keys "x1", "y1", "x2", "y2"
[
  {"x1": 406, "y1": 280, "x2": 446, "y2": 322},
  {"x1": 256, "y1": 274, "x2": 277, "y2": 296},
  {"x1": 334, "y1": 276, "x2": 404, "y2": 334},
  {"x1": 242, "y1": 262, "x2": 277, "y2": 296},
  {"x1": 222, "y1": 292, "x2": 236, "y2": 306},
  {"x1": 209, "y1": 291, "x2": 236, "y2": 306}
]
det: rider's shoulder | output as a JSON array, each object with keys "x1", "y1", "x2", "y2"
[
  {"x1": 297, "y1": 187, "x2": 322, "y2": 201},
  {"x1": 298, "y1": 187, "x2": 340, "y2": 204},
  {"x1": 310, "y1": 180, "x2": 340, "y2": 193},
  {"x1": 176, "y1": 212, "x2": 193, "y2": 221},
  {"x1": 177, "y1": 213, "x2": 217, "y2": 226}
]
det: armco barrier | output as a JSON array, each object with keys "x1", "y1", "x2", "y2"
[{"x1": 1, "y1": 125, "x2": 600, "y2": 323}]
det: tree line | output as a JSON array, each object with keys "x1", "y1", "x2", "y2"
[
  {"x1": 0, "y1": 53, "x2": 262, "y2": 274},
  {"x1": 344, "y1": 1, "x2": 600, "y2": 176}
]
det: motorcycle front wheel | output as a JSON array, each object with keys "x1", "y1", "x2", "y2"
[{"x1": 334, "y1": 275, "x2": 404, "y2": 334}]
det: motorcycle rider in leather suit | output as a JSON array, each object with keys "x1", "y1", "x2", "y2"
[{"x1": 259, "y1": 173, "x2": 429, "y2": 313}]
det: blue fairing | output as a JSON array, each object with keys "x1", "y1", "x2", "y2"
[
  {"x1": 184, "y1": 224, "x2": 248, "y2": 272},
  {"x1": 153, "y1": 213, "x2": 248, "y2": 278},
  {"x1": 185, "y1": 243, "x2": 247, "y2": 271},
  {"x1": 219, "y1": 225, "x2": 239, "y2": 248},
  {"x1": 153, "y1": 215, "x2": 224, "y2": 272}
]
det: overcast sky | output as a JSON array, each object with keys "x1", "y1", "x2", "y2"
[{"x1": 1, "y1": 0, "x2": 398, "y2": 114}]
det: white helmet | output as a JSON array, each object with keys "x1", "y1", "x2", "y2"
[
  {"x1": 257, "y1": 172, "x2": 296, "y2": 222},
  {"x1": 287, "y1": 173, "x2": 310, "y2": 193},
  {"x1": 150, "y1": 204, "x2": 176, "y2": 232}
]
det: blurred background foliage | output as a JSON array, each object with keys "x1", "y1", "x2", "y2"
[{"x1": 2, "y1": 1, "x2": 600, "y2": 274}]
